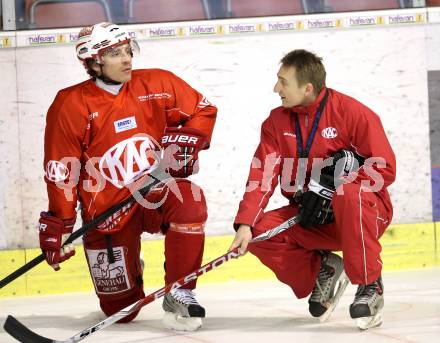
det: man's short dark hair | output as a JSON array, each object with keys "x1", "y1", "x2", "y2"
[{"x1": 281, "y1": 49, "x2": 326, "y2": 95}]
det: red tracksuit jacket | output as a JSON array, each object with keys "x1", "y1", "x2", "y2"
[{"x1": 235, "y1": 87, "x2": 396, "y2": 228}]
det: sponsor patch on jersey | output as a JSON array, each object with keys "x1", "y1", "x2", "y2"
[
  {"x1": 321, "y1": 127, "x2": 338, "y2": 139},
  {"x1": 86, "y1": 247, "x2": 131, "y2": 294},
  {"x1": 138, "y1": 93, "x2": 172, "y2": 101},
  {"x1": 114, "y1": 116, "x2": 137, "y2": 133}
]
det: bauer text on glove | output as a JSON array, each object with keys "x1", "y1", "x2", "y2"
[{"x1": 161, "y1": 127, "x2": 208, "y2": 178}]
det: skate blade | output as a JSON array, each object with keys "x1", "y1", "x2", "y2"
[
  {"x1": 319, "y1": 271, "x2": 350, "y2": 323},
  {"x1": 355, "y1": 312, "x2": 382, "y2": 330},
  {"x1": 163, "y1": 311, "x2": 203, "y2": 331}
]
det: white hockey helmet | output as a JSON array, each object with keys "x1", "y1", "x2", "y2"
[{"x1": 76, "y1": 22, "x2": 138, "y2": 65}]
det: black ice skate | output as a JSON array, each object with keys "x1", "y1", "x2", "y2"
[
  {"x1": 308, "y1": 252, "x2": 349, "y2": 322},
  {"x1": 162, "y1": 289, "x2": 205, "y2": 331},
  {"x1": 350, "y1": 276, "x2": 384, "y2": 330}
]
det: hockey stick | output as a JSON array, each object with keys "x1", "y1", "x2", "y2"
[
  {"x1": 3, "y1": 215, "x2": 300, "y2": 343},
  {"x1": 0, "y1": 169, "x2": 168, "y2": 289}
]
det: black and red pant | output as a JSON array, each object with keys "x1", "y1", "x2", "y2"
[{"x1": 83, "y1": 179, "x2": 207, "y2": 322}]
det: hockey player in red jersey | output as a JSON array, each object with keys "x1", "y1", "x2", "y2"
[
  {"x1": 229, "y1": 49, "x2": 396, "y2": 330},
  {"x1": 38, "y1": 22, "x2": 217, "y2": 331}
]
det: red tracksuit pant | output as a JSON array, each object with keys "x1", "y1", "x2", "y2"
[{"x1": 249, "y1": 183, "x2": 392, "y2": 298}]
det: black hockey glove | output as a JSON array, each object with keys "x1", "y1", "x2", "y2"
[
  {"x1": 299, "y1": 173, "x2": 335, "y2": 228},
  {"x1": 329, "y1": 149, "x2": 365, "y2": 186},
  {"x1": 299, "y1": 149, "x2": 364, "y2": 228}
]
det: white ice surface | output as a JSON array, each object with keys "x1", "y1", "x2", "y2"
[{"x1": 0, "y1": 268, "x2": 439, "y2": 343}]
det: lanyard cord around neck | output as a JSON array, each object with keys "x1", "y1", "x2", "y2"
[{"x1": 294, "y1": 89, "x2": 329, "y2": 158}]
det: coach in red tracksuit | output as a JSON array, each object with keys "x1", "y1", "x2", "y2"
[{"x1": 229, "y1": 49, "x2": 396, "y2": 330}]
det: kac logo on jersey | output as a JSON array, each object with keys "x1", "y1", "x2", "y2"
[
  {"x1": 99, "y1": 136, "x2": 160, "y2": 188},
  {"x1": 321, "y1": 127, "x2": 338, "y2": 139},
  {"x1": 45, "y1": 160, "x2": 69, "y2": 182}
]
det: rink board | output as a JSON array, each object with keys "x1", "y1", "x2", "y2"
[{"x1": 0, "y1": 221, "x2": 439, "y2": 298}]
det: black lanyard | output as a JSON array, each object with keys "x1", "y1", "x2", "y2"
[{"x1": 294, "y1": 89, "x2": 329, "y2": 158}]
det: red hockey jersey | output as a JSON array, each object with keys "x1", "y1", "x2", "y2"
[
  {"x1": 234, "y1": 87, "x2": 396, "y2": 228},
  {"x1": 43, "y1": 69, "x2": 217, "y2": 227}
]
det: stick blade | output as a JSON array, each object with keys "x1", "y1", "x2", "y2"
[{"x1": 4, "y1": 315, "x2": 54, "y2": 343}]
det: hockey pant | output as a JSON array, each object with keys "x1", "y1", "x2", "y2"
[
  {"x1": 83, "y1": 179, "x2": 207, "y2": 322},
  {"x1": 249, "y1": 183, "x2": 392, "y2": 298}
]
